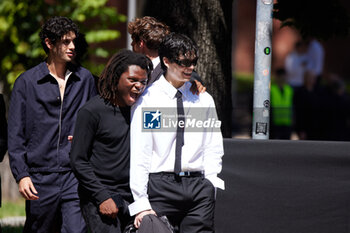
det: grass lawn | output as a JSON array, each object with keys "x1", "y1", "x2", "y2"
[
  {"x1": 0, "y1": 199, "x2": 25, "y2": 218},
  {"x1": 0, "y1": 200, "x2": 25, "y2": 232}
]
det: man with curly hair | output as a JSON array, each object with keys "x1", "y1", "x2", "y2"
[{"x1": 8, "y1": 16, "x2": 97, "y2": 233}]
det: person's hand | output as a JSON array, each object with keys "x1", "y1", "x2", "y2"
[
  {"x1": 18, "y1": 177, "x2": 39, "y2": 200},
  {"x1": 99, "y1": 198, "x2": 119, "y2": 218},
  {"x1": 68, "y1": 135, "x2": 73, "y2": 142},
  {"x1": 134, "y1": 209, "x2": 157, "y2": 228},
  {"x1": 190, "y1": 79, "x2": 206, "y2": 95}
]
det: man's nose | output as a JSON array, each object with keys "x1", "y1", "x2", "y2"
[
  {"x1": 69, "y1": 41, "x2": 75, "y2": 50},
  {"x1": 135, "y1": 82, "x2": 145, "y2": 91}
]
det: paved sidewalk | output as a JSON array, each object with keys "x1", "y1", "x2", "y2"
[{"x1": 0, "y1": 216, "x2": 25, "y2": 227}]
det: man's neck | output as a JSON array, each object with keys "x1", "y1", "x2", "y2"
[
  {"x1": 46, "y1": 56, "x2": 67, "y2": 80},
  {"x1": 144, "y1": 49, "x2": 159, "y2": 61},
  {"x1": 165, "y1": 74, "x2": 185, "y2": 89}
]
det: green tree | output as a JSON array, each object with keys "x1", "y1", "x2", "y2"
[{"x1": 0, "y1": 0, "x2": 126, "y2": 95}]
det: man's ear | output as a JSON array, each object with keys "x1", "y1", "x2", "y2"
[
  {"x1": 138, "y1": 40, "x2": 144, "y2": 48},
  {"x1": 163, "y1": 57, "x2": 170, "y2": 69},
  {"x1": 45, "y1": 38, "x2": 53, "y2": 50}
]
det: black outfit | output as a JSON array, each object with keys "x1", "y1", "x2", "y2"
[
  {"x1": 70, "y1": 95, "x2": 133, "y2": 233},
  {"x1": 318, "y1": 84, "x2": 350, "y2": 141},
  {"x1": 8, "y1": 61, "x2": 96, "y2": 233},
  {"x1": 148, "y1": 173, "x2": 215, "y2": 233},
  {"x1": 294, "y1": 87, "x2": 323, "y2": 140},
  {"x1": 0, "y1": 94, "x2": 7, "y2": 207}
]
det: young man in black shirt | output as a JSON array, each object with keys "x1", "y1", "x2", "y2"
[{"x1": 70, "y1": 49, "x2": 152, "y2": 233}]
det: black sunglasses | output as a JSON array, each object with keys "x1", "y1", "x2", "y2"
[{"x1": 174, "y1": 58, "x2": 198, "y2": 67}]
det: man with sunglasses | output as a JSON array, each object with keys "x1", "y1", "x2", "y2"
[{"x1": 129, "y1": 33, "x2": 224, "y2": 233}]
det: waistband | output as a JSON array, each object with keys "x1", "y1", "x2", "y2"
[{"x1": 151, "y1": 171, "x2": 204, "y2": 178}]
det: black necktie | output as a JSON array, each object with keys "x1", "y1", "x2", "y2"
[{"x1": 175, "y1": 90, "x2": 184, "y2": 174}]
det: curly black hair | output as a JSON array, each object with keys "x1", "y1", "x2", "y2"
[
  {"x1": 39, "y1": 16, "x2": 79, "y2": 54},
  {"x1": 158, "y1": 32, "x2": 198, "y2": 70},
  {"x1": 98, "y1": 49, "x2": 153, "y2": 105}
]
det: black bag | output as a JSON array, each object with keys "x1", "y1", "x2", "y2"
[{"x1": 123, "y1": 215, "x2": 174, "y2": 233}]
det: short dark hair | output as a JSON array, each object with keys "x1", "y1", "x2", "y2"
[
  {"x1": 98, "y1": 49, "x2": 153, "y2": 104},
  {"x1": 128, "y1": 16, "x2": 170, "y2": 51},
  {"x1": 158, "y1": 33, "x2": 198, "y2": 70},
  {"x1": 39, "y1": 16, "x2": 79, "y2": 54}
]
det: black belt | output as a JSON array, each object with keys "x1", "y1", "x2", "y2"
[{"x1": 152, "y1": 171, "x2": 204, "y2": 177}]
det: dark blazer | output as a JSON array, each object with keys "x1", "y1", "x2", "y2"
[{"x1": 148, "y1": 63, "x2": 164, "y2": 86}]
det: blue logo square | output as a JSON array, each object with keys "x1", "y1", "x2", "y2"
[{"x1": 143, "y1": 110, "x2": 161, "y2": 129}]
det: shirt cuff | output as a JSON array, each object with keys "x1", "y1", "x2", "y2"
[
  {"x1": 15, "y1": 172, "x2": 30, "y2": 183},
  {"x1": 206, "y1": 175, "x2": 225, "y2": 190},
  {"x1": 94, "y1": 189, "x2": 111, "y2": 205},
  {"x1": 128, "y1": 197, "x2": 152, "y2": 216}
]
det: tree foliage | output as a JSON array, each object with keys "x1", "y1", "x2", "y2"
[
  {"x1": 273, "y1": 0, "x2": 350, "y2": 40},
  {"x1": 0, "y1": 0, "x2": 126, "y2": 91}
]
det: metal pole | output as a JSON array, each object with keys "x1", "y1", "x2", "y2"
[
  {"x1": 127, "y1": 0, "x2": 137, "y2": 50},
  {"x1": 252, "y1": 0, "x2": 273, "y2": 139}
]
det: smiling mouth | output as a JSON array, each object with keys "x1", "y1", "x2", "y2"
[
  {"x1": 183, "y1": 72, "x2": 192, "y2": 77},
  {"x1": 130, "y1": 92, "x2": 139, "y2": 100}
]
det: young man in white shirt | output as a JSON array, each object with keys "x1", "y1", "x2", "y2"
[{"x1": 129, "y1": 33, "x2": 224, "y2": 233}]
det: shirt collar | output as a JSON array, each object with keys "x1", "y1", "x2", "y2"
[
  {"x1": 152, "y1": 56, "x2": 161, "y2": 69},
  {"x1": 36, "y1": 62, "x2": 51, "y2": 81},
  {"x1": 36, "y1": 61, "x2": 79, "y2": 82}
]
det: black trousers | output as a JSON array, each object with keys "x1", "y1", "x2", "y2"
[
  {"x1": 23, "y1": 172, "x2": 87, "y2": 233},
  {"x1": 148, "y1": 173, "x2": 216, "y2": 233},
  {"x1": 79, "y1": 190, "x2": 132, "y2": 233}
]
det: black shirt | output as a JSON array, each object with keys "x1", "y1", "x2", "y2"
[{"x1": 70, "y1": 95, "x2": 131, "y2": 205}]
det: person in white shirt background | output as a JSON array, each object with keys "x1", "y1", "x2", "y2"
[
  {"x1": 129, "y1": 32, "x2": 224, "y2": 233},
  {"x1": 285, "y1": 40, "x2": 309, "y2": 90},
  {"x1": 285, "y1": 37, "x2": 325, "y2": 91}
]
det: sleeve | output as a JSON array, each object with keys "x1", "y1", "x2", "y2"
[
  {"x1": 7, "y1": 77, "x2": 30, "y2": 182},
  {"x1": 0, "y1": 94, "x2": 7, "y2": 161},
  {"x1": 284, "y1": 53, "x2": 297, "y2": 74},
  {"x1": 202, "y1": 96, "x2": 225, "y2": 190},
  {"x1": 69, "y1": 107, "x2": 110, "y2": 205},
  {"x1": 128, "y1": 100, "x2": 153, "y2": 216},
  {"x1": 190, "y1": 71, "x2": 204, "y2": 84}
]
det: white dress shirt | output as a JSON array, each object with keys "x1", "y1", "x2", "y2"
[
  {"x1": 285, "y1": 51, "x2": 308, "y2": 87},
  {"x1": 129, "y1": 75, "x2": 224, "y2": 216},
  {"x1": 306, "y1": 39, "x2": 324, "y2": 77},
  {"x1": 151, "y1": 56, "x2": 160, "y2": 68}
]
